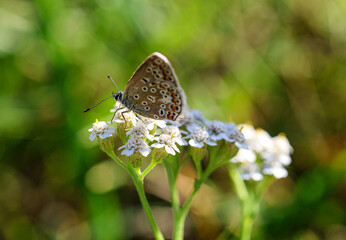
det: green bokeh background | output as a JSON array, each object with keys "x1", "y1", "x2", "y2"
[{"x1": 0, "y1": 0, "x2": 345, "y2": 239}]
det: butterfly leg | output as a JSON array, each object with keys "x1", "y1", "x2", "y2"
[
  {"x1": 135, "y1": 114, "x2": 145, "y2": 124},
  {"x1": 120, "y1": 110, "x2": 132, "y2": 129},
  {"x1": 110, "y1": 107, "x2": 125, "y2": 123}
]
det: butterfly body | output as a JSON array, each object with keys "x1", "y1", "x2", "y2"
[{"x1": 114, "y1": 52, "x2": 186, "y2": 121}]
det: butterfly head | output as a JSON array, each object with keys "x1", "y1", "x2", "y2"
[{"x1": 112, "y1": 91, "x2": 123, "y2": 102}]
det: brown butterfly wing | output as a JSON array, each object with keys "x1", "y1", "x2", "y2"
[{"x1": 122, "y1": 52, "x2": 186, "y2": 121}]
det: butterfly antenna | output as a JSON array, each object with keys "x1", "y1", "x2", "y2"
[
  {"x1": 107, "y1": 75, "x2": 120, "y2": 92},
  {"x1": 83, "y1": 95, "x2": 114, "y2": 113}
]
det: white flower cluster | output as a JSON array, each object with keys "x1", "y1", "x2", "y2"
[
  {"x1": 231, "y1": 123, "x2": 293, "y2": 181},
  {"x1": 177, "y1": 111, "x2": 247, "y2": 149},
  {"x1": 89, "y1": 103, "x2": 247, "y2": 157}
]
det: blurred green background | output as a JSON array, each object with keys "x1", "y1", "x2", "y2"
[{"x1": 0, "y1": 0, "x2": 345, "y2": 239}]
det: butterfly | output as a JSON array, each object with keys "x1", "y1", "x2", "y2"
[{"x1": 108, "y1": 52, "x2": 186, "y2": 122}]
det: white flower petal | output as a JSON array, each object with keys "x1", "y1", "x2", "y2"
[
  {"x1": 100, "y1": 132, "x2": 113, "y2": 139},
  {"x1": 152, "y1": 143, "x2": 165, "y2": 148},
  {"x1": 155, "y1": 120, "x2": 167, "y2": 128},
  {"x1": 146, "y1": 123, "x2": 155, "y2": 130},
  {"x1": 89, "y1": 133, "x2": 97, "y2": 141},
  {"x1": 279, "y1": 154, "x2": 291, "y2": 166},
  {"x1": 272, "y1": 167, "x2": 288, "y2": 179},
  {"x1": 235, "y1": 141, "x2": 248, "y2": 149},
  {"x1": 252, "y1": 172, "x2": 264, "y2": 181},
  {"x1": 165, "y1": 145, "x2": 176, "y2": 155},
  {"x1": 140, "y1": 148, "x2": 151, "y2": 157},
  {"x1": 241, "y1": 173, "x2": 251, "y2": 180},
  {"x1": 206, "y1": 141, "x2": 217, "y2": 146},
  {"x1": 175, "y1": 138, "x2": 188, "y2": 146},
  {"x1": 121, "y1": 149, "x2": 134, "y2": 156},
  {"x1": 147, "y1": 134, "x2": 155, "y2": 141},
  {"x1": 189, "y1": 139, "x2": 204, "y2": 148},
  {"x1": 172, "y1": 144, "x2": 180, "y2": 153}
]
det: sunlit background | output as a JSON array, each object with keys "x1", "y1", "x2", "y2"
[{"x1": 1, "y1": 0, "x2": 345, "y2": 239}]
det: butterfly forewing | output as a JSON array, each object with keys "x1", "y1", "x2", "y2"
[{"x1": 122, "y1": 52, "x2": 186, "y2": 121}]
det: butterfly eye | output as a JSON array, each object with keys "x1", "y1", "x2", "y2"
[
  {"x1": 142, "y1": 101, "x2": 148, "y2": 105},
  {"x1": 150, "y1": 88, "x2": 157, "y2": 93},
  {"x1": 134, "y1": 94, "x2": 139, "y2": 99},
  {"x1": 154, "y1": 115, "x2": 159, "y2": 119},
  {"x1": 146, "y1": 67, "x2": 152, "y2": 72},
  {"x1": 160, "y1": 104, "x2": 166, "y2": 108},
  {"x1": 145, "y1": 106, "x2": 150, "y2": 111}
]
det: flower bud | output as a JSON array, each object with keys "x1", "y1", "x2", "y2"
[
  {"x1": 98, "y1": 136, "x2": 115, "y2": 154},
  {"x1": 116, "y1": 122, "x2": 128, "y2": 143},
  {"x1": 128, "y1": 152, "x2": 144, "y2": 168},
  {"x1": 152, "y1": 147, "x2": 169, "y2": 163},
  {"x1": 190, "y1": 145, "x2": 207, "y2": 164}
]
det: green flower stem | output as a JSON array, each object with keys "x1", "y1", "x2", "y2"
[
  {"x1": 132, "y1": 175, "x2": 165, "y2": 240},
  {"x1": 172, "y1": 163, "x2": 217, "y2": 240},
  {"x1": 106, "y1": 150, "x2": 128, "y2": 170},
  {"x1": 165, "y1": 149, "x2": 236, "y2": 240},
  {"x1": 163, "y1": 158, "x2": 180, "y2": 213},
  {"x1": 141, "y1": 161, "x2": 158, "y2": 181},
  {"x1": 228, "y1": 165, "x2": 257, "y2": 240},
  {"x1": 241, "y1": 213, "x2": 254, "y2": 240},
  {"x1": 107, "y1": 151, "x2": 164, "y2": 240},
  {"x1": 228, "y1": 164, "x2": 248, "y2": 201}
]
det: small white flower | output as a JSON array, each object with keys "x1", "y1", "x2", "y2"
[
  {"x1": 206, "y1": 120, "x2": 229, "y2": 141},
  {"x1": 239, "y1": 124, "x2": 272, "y2": 152},
  {"x1": 186, "y1": 126, "x2": 217, "y2": 148},
  {"x1": 226, "y1": 123, "x2": 248, "y2": 148},
  {"x1": 259, "y1": 134, "x2": 293, "y2": 177},
  {"x1": 261, "y1": 151, "x2": 292, "y2": 166},
  {"x1": 126, "y1": 121, "x2": 154, "y2": 141},
  {"x1": 152, "y1": 134, "x2": 180, "y2": 155},
  {"x1": 231, "y1": 148, "x2": 256, "y2": 164},
  {"x1": 118, "y1": 136, "x2": 151, "y2": 157},
  {"x1": 239, "y1": 163, "x2": 263, "y2": 181},
  {"x1": 254, "y1": 129, "x2": 274, "y2": 152},
  {"x1": 88, "y1": 120, "x2": 115, "y2": 142},
  {"x1": 272, "y1": 134, "x2": 293, "y2": 155},
  {"x1": 262, "y1": 160, "x2": 288, "y2": 179},
  {"x1": 160, "y1": 125, "x2": 187, "y2": 146}
]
